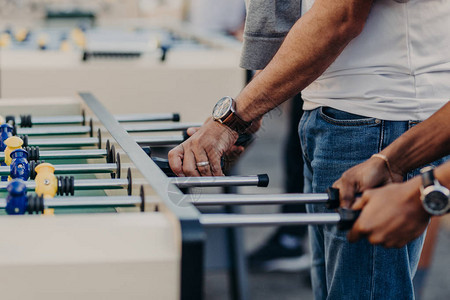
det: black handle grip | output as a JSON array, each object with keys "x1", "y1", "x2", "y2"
[
  {"x1": 337, "y1": 208, "x2": 361, "y2": 230},
  {"x1": 326, "y1": 187, "x2": 340, "y2": 209},
  {"x1": 257, "y1": 174, "x2": 270, "y2": 187},
  {"x1": 152, "y1": 157, "x2": 177, "y2": 177},
  {"x1": 172, "y1": 113, "x2": 180, "y2": 122},
  {"x1": 326, "y1": 187, "x2": 363, "y2": 209}
]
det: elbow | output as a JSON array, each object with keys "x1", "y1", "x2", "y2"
[
  {"x1": 325, "y1": 2, "x2": 371, "y2": 43},
  {"x1": 335, "y1": 13, "x2": 367, "y2": 42},
  {"x1": 310, "y1": 0, "x2": 373, "y2": 43}
]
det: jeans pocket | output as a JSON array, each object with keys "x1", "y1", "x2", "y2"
[{"x1": 319, "y1": 106, "x2": 380, "y2": 126}]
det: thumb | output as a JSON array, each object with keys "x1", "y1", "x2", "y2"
[
  {"x1": 351, "y1": 193, "x2": 369, "y2": 210},
  {"x1": 186, "y1": 127, "x2": 200, "y2": 136},
  {"x1": 338, "y1": 185, "x2": 358, "y2": 209}
]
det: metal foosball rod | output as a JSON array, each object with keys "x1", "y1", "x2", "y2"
[
  {"x1": 0, "y1": 195, "x2": 144, "y2": 210},
  {"x1": 134, "y1": 135, "x2": 185, "y2": 146},
  {"x1": 14, "y1": 122, "x2": 200, "y2": 137},
  {"x1": 1, "y1": 173, "x2": 268, "y2": 194},
  {"x1": 23, "y1": 132, "x2": 251, "y2": 149},
  {"x1": 25, "y1": 135, "x2": 185, "y2": 148},
  {"x1": 17, "y1": 125, "x2": 93, "y2": 137},
  {"x1": 192, "y1": 193, "x2": 333, "y2": 206},
  {"x1": 0, "y1": 178, "x2": 131, "y2": 193},
  {"x1": 26, "y1": 137, "x2": 101, "y2": 148},
  {"x1": 199, "y1": 208, "x2": 360, "y2": 230},
  {"x1": 0, "y1": 166, "x2": 132, "y2": 196},
  {"x1": 18, "y1": 126, "x2": 252, "y2": 149},
  {"x1": 1, "y1": 137, "x2": 118, "y2": 166},
  {"x1": 0, "y1": 162, "x2": 121, "y2": 178},
  {"x1": 123, "y1": 123, "x2": 202, "y2": 133},
  {"x1": 4, "y1": 112, "x2": 180, "y2": 127},
  {"x1": 68, "y1": 178, "x2": 130, "y2": 190},
  {"x1": 169, "y1": 174, "x2": 269, "y2": 188},
  {"x1": 191, "y1": 188, "x2": 341, "y2": 208},
  {"x1": 0, "y1": 148, "x2": 109, "y2": 161},
  {"x1": 3, "y1": 183, "x2": 147, "y2": 215}
]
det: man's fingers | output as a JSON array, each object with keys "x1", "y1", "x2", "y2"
[
  {"x1": 208, "y1": 150, "x2": 224, "y2": 176},
  {"x1": 347, "y1": 220, "x2": 366, "y2": 243},
  {"x1": 194, "y1": 150, "x2": 212, "y2": 176},
  {"x1": 186, "y1": 127, "x2": 200, "y2": 137},
  {"x1": 334, "y1": 181, "x2": 357, "y2": 208},
  {"x1": 347, "y1": 227, "x2": 363, "y2": 243},
  {"x1": 351, "y1": 193, "x2": 369, "y2": 210},
  {"x1": 226, "y1": 146, "x2": 245, "y2": 158},
  {"x1": 168, "y1": 145, "x2": 185, "y2": 177},
  {"x1": 182, "y1": 150, "x2": 201, "y2": 177}
]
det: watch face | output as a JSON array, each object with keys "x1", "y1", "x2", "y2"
[
  {"x1": 423, "y1": 185, "x2": 450, "y2": 215},
  {"x1": 213, "y1": 97, "x2": 233, "y2": 120},
  {"x1": 424, "y1": 191, "x2": 449, "y2": 211}
]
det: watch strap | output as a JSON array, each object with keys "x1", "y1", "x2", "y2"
[
  {"x1": 222, "y1": 112, "x2": 251, "y2": 134},
  {"x1": 421, "y1": 166, "x2": 435, "y2": 188}
]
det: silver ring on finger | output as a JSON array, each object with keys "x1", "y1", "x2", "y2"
[{"x1": 196, "y1": 161, "x2": 210, "y2": 167}]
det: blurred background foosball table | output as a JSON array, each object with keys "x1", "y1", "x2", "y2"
[{"x1": 0, "y1": 0, "x2": 245, "y2": 120}]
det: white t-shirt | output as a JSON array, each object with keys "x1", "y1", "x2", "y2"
[{"x1": 301, "y1": 0, "x2": 450, "y2": 121}]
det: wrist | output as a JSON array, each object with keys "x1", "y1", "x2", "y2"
[
  {"x1": 377, "y1": 151, "x2": 405, "y2": 179},
  {"x1": 210, "y1": 117, "x2": 239, "y2": 138},
  {"x1": 405, "y1": 177, "x2": 432, "y2": 217},
  {"x1": 371, "y1": 153, "x2": 403, "y2": 182},
  {"x1": 234, "y1": 85, "x2": 268, "y2": 123},
  {"x1": 234, "y1": 98, "x2": 254, "y2": 123}
]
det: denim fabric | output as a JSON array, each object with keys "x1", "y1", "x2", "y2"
[{"x1": 298, "y1": 107, "x2": 438, "y2": 300}]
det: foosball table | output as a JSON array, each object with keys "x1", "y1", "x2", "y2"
[{"x1": 0, "y1": 93, "x2": 359, "y2": 299}]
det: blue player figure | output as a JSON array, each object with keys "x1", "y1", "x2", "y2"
[
  {"x1": 10, "y1": 149, "x2": 30, "y2": 181},
  {"x1": 5, "y1": 179, "x2": 28, "y2": 215},
  {"x1": 0, "y1": 124, "x2": 14, "y2": 181},
  {"x1": 0, "y1": 123, "x2": 13, "y2": 151}
]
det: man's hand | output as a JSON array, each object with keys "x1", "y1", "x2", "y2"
[
  {"x1": 168, "y1": 118, "x2": 238, "y2": 177},
  {"x1": 333, "y1": 156, "x2": 403, "y2": 208},
  {"x1": 347, "y1": 178, "x2": 431, "y2": 248}
]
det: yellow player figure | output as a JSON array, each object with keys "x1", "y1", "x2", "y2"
[
  {"x1": 4, "y1": 136, "x2": 23, "y2": 166},
  {"x1": 14, "y1": 28, "x2": 29, "y2": 42},
  {"x1": 0, "y1": 115, "x2": 4, "y2": 125},
  {"x1": 34, "y1": 163, "x2": 58, "y2": 199},
  {"x1": 37, "y1": 34, "x2": 48, "y2": 50},
  {"x1": 43, "y1": 208, "x2": 55, "y2": 215},
  {"x1": 60, "y1": 40, "x2": 71, "y2": 52},
  {"x1": 0, "y1": 33, "x2": 11, "y2": 48},
  {"x1": 71, "y1": 28, "x2": 86, "y2": 49}
]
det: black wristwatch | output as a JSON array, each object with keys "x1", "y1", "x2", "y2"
[
  {"x1": 420, "y1": 166, "x2": 450, "y2": 216},
  {"x1": 212, "y1": 96, "x2": 252, "y2": 134}
]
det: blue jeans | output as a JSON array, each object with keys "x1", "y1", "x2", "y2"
[{"x1": 298, "y1": 107, "x2": 439, "y2": 300}]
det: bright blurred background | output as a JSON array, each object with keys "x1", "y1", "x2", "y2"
[{"x1": 0, "y1": 1, "x2": 448, "y2": 299}]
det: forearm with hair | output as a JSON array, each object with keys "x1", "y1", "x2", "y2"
[
  {"x1": 235, "y1": 0, "x2": 373, "y2": 122},
  {"x1": 381, "y1": 102, "x2": 450, "y2": 176}
]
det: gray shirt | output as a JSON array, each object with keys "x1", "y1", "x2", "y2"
[{"x1": 240, "y1": 1, "x2": 301, "y2": 70}]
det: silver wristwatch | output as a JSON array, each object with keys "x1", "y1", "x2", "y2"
[
  {"x1": 420, "y1": 166, "x2": 450, "y2": 215},
  {"x1": 212, "y1": 96, "x2": 252, "y2": 134}
]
